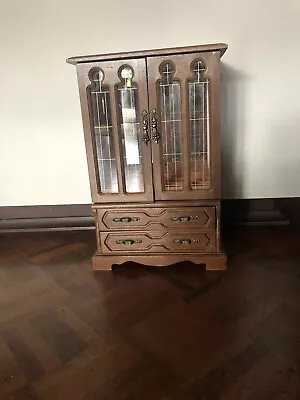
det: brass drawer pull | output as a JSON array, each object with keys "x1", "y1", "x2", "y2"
[
  {"x1": 142, "y1": 110, "x2": 150, "y2": 144},
  {"x1": 113, "y1": 217, "x2": 140, "y2": 223},
  {"x1": 173, "y1": 239, "x2": 200, "y2": 245},
  {"x1": 171, "y1": 216, "x2": 200, "y2": 222},
  {"x1": 116, "y1": 239, "x2": 142, "y2": 245}
]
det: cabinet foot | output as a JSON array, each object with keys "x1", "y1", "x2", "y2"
[
  {"x1": 204, "y1": 254, "x2": 227, "y2": 271},
  {"x1": 92, "y1": 255, "x2": 113, "y2": 270},
  {"x1": 92, "y1": 253, "x2": 227, "y2": 271}
]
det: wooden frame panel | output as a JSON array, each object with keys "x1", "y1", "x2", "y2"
[
  {"x1": 92, "y1": 253, "x2": 227, "y2": 271},
  {"x1": 100, "y1": 230, "x2": 217, "y2": 254},
  {"x1": 95, "y1": 206, "x2": 216, "y2": 231},
  {"x1": 67, "y1": 43, "x2": 228, "y2": 64}
]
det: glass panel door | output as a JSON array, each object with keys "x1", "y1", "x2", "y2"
[
  {"x1": 77, "y1": 58, "x2": 153, "y2": 203},
  {"x1": 147, "y1": 52, "x2": 220, "y2": 200}
]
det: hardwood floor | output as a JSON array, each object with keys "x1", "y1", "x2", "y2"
[{"x1": 0, "y1": 227, "x2": 300, "y2": 399}]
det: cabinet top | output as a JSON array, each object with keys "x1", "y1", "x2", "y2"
[{"x1": 66, "y1": 43, "x2": 228, "y2": 65}]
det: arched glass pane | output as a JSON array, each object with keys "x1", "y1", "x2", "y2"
[
  {"x1": 158, "y1": 61, "x2": 183, "y2": 191},
  {"x1": 88, "y1": 68, "x2": 118, "y2": 193},
  {"x1": 117, "y1": 65, "x2": 144, "y2": 193},
  {"x1": 188, "y1": 60, "x2": 211, "y2": 190}
]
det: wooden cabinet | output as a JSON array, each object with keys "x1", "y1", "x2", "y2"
[{"x1": 67, "y1": 43, "x2": 228, "y2": 270}]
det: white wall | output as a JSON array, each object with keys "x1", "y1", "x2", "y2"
[{"x1": 0, "y1": 0, "x2": 299, "y2": 205}]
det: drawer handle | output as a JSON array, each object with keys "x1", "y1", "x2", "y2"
[
  {"x1": 116, "y1": 239, "x2": 142, "y2": 245},
  {"x1": 173, "y1": 239, "x2": 200, "y2": 245},
  {"x1": 171, "y1": 216, "x2": 200, "y2": 222},
  {"x1": 113, "y1": 217, "x2": 140, "y2": 223}
]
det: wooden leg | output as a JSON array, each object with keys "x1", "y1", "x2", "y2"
[
  {"x1": 92, "y1": 255, "x2": 112, "y2": 271},
  {"x1": 205, "y1": 253, "x2": 227, "y2": 271}
]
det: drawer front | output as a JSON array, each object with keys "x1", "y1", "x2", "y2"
[
  {"x1": 96, "y1": 207, "x2": 215, "y2": 231},
  {"x1": 100, "y1": 230, "x2": 216, "y2": 254}
]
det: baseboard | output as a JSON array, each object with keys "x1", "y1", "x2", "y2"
[
  {"x1": 0, "y1": 204, "x2": 94, "y2": 232},
  {"x1": 0, "y1": 199, "x2": 297, "y2": 232},
  {"x1": 222, "y1": 198, "x2": 290, "y2": 226}
]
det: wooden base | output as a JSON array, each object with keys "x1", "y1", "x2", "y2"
[{"x1": 92, "y1": 253, "x2": 227, "y2": 271}]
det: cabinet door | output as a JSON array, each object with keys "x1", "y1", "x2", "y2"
[
  {"x1": 147, "y1": 52, "x2": 221, "y2": 200},
  {"x1": 77, "y1": 59, "x2": 153, "y2": 203}
]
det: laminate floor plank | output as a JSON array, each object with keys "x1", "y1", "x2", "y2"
[{"x1": 0, "y1": 227, "x2": 299, "y2": 399}]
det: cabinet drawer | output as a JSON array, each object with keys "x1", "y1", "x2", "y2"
[
  {"x1": 96, "y1": 207, "x2": 215, "y2": 231},
  {"x1": 100, "y1": 230, "x2": 216, "y2": 254}
]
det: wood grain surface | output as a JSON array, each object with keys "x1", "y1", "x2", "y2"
[{"x1": 0, "y1": 227, "x2": 299, "y2": 399}]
